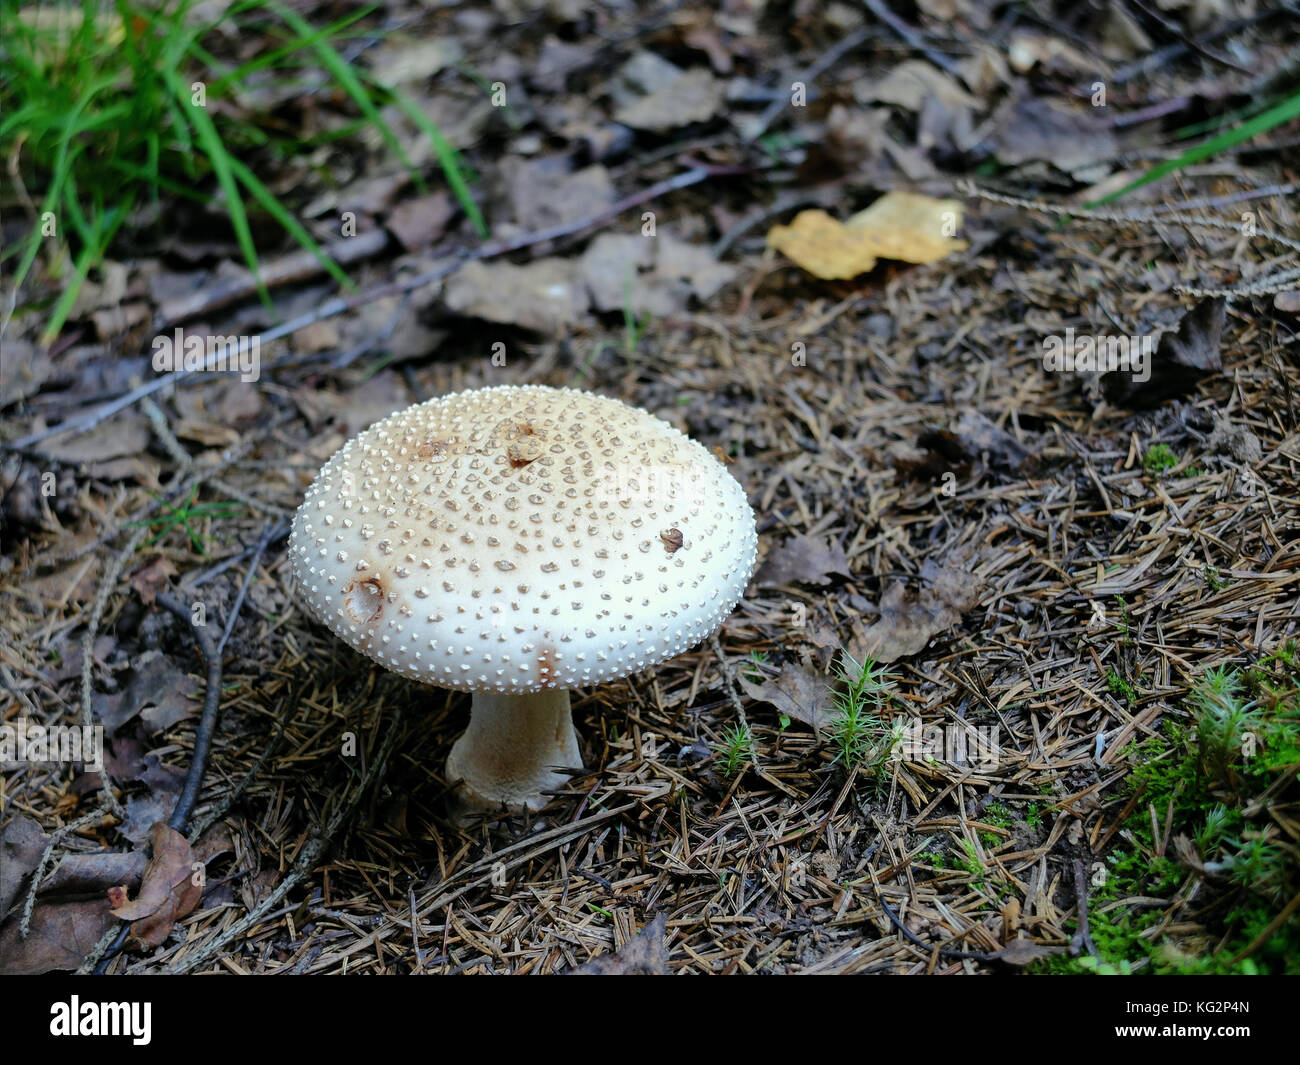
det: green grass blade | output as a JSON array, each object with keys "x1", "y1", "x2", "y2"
[
  {"x1": 40, "y1": 204, "x2": 127, "y2": 343},
  {"x1": 385, "y1": 85, "x2": 489, "y2": 238},
  {"x1": 203, "y1": 5, "x2": 377, "y2": 95},
  {"x1": 1091, "y1": 89, "x2": 1300, "y2": 206},
  {"x1": 163, "y1": 68, "x2": 268, "y2": 310},
  {"x1": 269, "y1": 2, "x2": 423, "y2": 190},
  {"x1": 225, "y1": 154, "x2": 355, "y2": 292}
]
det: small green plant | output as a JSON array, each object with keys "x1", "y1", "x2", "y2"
[
  {"x1": 755, "y1": 130, "x2": 807, "y2": 163},
  {"x1": 743, "y1": 651, "x2": 771, "y2": 682},
  {"x1": 955, "y1": 838, "x2": 984, "y2": 879},
  {"x1": 826, "y1": 652, "x2": 897, "y2": 774},
  {"x1": 622, "y1": 271, "x2": 650, "y2": 357},
  {"x1": 1035, "y1": 657, "x2": 1300, "y2": 975},
  {"x1": 1106, "y1": 667, "x2": 1139, "y2": 706},
  {"x1": 1188, "y1": 665, "x2": 1259, "y2": 784},
  {"x1": 1, "y1": 0, "x2": 483, "y2": 341},
  {"x1": 1142, "y1": 443, "x2": 1178, "y2": 474},
  {"x1": 1203, "y1": 564, "x2": 1228, "y2": 591},
  {"x1": 715, "y1": 722, "x2": 754, "y2": 777},
  {"x1": 127, "y1": 486, "x2": 242, "y2": 557},
  {"x1": 1112, "y1": 596, "x2": 1133, "y2": 646}
]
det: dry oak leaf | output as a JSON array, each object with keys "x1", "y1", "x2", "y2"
[
  {"x1": 570, "y1": 913, "x2": 669, "y2": 974},
  {"x1": 757, "y1": 533, "x2": 850, "y2": 586},
  {"x1": 767, "y1": 193, "x2": 967, "y2": 280},
  {"x1": 108, "y1": 821, "x2": 202, "y2": 949},
  {"x1": 0, "y1": 898, "x2": 116, "y2": 975},
  {"x1": 858, "y1": 556, "x2": 984, "y2": 663},
  {"x1": 129, "y1": 556, "x2": 177, "y2": 607},
  {"x1": 737, "y1": 666, "x2": 833, "y2": 734},
  {"x1": 845, "y1": 191, "x2": 969, "y2": 263}
]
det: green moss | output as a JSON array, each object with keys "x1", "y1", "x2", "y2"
[
  {"x1": 1142, "y1": 443, "x2": 1179, "y2": 473},
  {"x1": 1035, "y1": 654, "x2": 1300, "y2": 975},
  {"x1": 1106, "y1": 667, "x2": 1140, "y2": 706}
]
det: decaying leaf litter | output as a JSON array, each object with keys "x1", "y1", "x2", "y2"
[{"x1": 2, "y1": 1, "x2": 1300, "y2": 974}]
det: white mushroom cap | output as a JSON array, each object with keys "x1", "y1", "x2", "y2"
[{"x1": 289, "y1": 384, "x2": 757, "y2": 692}]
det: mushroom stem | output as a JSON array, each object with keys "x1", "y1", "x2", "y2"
[{"x1": 446, "y1": 690, "x2": 582, "y2": 811}]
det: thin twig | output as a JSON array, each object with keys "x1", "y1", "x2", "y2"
[
  {"x1": 155, "y1": 592, "x2": 224, "y2": 833},
  {"x1": 163, "y1": 706, "x2": 407, "y2": 974},
  {"x1": 861, "y1": 0, "x2": 965, "y2": 75},
  {"x1": 1070, "y1": 858, "x2": 1099, "y2": 957},
  {"x1": 8, "y1": 166, "x2": 736, "y2": 451},
  {"x1": 217, "y1": 520, "x2": 283, "y2": 654},
  {"x1": 743, "y1": 25, "x2": 873, "y2": 143}
]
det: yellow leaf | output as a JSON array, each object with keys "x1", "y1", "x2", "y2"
[
  {"x1": 846, "y1": 191, "x2": 968, "y2": 263},
  {"x1": 767, "y1": 193, "x2": 967, "y2": 281},
  {"x1": 766, "y1": 210, "x2": 879, "y2": 280}
]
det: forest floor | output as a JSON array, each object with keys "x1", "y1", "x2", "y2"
[{"x1": 2, "y1": 0, "x2": 1299, "y2": 974}]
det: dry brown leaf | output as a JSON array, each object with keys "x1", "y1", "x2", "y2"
[
  {"x1": 614, "y1": 67, "x2": 727, "y2": 132},
  {"x1": 757, "y1": 533, "x2": 850, "y2": 586},
  {"x1": 0, "y1": 898, "x2": 116, "y2": 974},
  {"x1": 858, "y1": 60, "x2": 978, "y2": 113},
  {"x1": 1101, "y1": 296, "x2": 1225, "y2": 409},
  {"x1": 94, "y1": 650, "x2": 200, "y2": 736},
  {"x1": 990, "y1": 96, "x2": 1117, "y2": 174},
  {"x1": 444, "y1": 259, "x2": 589, "y2": 333},
  {"x1": 767, "y1": 209, "x2": 880, "y2": 280},
  {"x1": 386, "y1": 191, "x2": 455, "y2": 252},
  {"x1": 108, "y1": 821, "x2": 202, "y2": 949},
  {"x1": 570, "y1": 913, "x2": 669, "y2": 974},
  {"x1": 40, "y1": 416, "x2": 149, "y2": 464},
  {"x1": 580, "y1": 233, "x2": 737, "y2": 316},
  {"x1": 737, "y1": 666, "x2": 832, "y2": 733},
  {"x1": 504, "y1": 158, "x2": 615, "y2": 231},
  {"x1": 129, "y1": 556, "x2": 177, "y2": 606},
  {"x1": 858, "y1": 556, "x2": 984, "y2": 663},
  {"x1": 0, "y1": 815, "x2": 48, "y2": 919},
  {"x1": 845, "y1": 191, "x2": 969, "y2": 262},
  {"x1": 768, "y1": 194, "x2": 967, "y2": 280},
  {"x1": 992, "y1": 935, "x2": 1062, "y2": 966}
]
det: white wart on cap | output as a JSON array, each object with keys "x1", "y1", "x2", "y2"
[{"x1": 289, "y1": 384, "x2": 757, "y2": 811}]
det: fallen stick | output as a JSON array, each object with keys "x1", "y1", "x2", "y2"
[
  {"x1": 154, "y1": 229, "x2": 390, "y2": 330},
  {"x1": 9, "y1": 165, "x2": 735, "y2": 452}
]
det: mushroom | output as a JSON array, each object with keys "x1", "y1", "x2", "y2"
[{"x1": 288, "y1": 384, "x2": 757, "y2": 812}]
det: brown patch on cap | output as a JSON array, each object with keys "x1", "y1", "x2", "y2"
[
  {"x1": 414, "y1": 438, "x2": 453, "y2": 460},
  {"x1": 342, "y1": 577, "x2": 386, "y2": 624},
  {"x1": 660, "y1": 528, "x2": 684, "y2": 554},
  {"x1": 536, "y1": 643, "x2": 557, "y2": 688},
  {"x1": 506, "y1": 422, "x2": 545, "y2": 468},
  {"x1": 508, "y1": 439, "x2": 544, "y2": 468}
]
